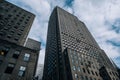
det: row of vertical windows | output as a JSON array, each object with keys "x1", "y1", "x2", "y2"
[
  {"x1": 2, "y1": 52, "x2": 30, "y2": 76},
  {"x1": 74, "y1": 74, "x2": 99, "y2": 80},
  {"x1": 0, "y1": 2, "x2": 31, "y2": 19},
  {"x1": 0, "y1": 30, "x2": 23, "y2": 41},
  {"x1": 12, "y1": 51, "x2": 30, "y2": 62},
  {"x1": 72, "y1": 65, "x2": 99, "y2": 76},
  {"x1": 0, "y1": 48, "x2": 30, "y2": 62},
  {"x1": 62, "y1": 32, "x2": 96, "y2": 50},
  {"x1": 70, "y1": 49, "x2": 99, "y2": 69},
  {"x1": 109, "y1": 71, "x2": 119, "y2": 77},
  {"x1": 5, "y1": 63, "x2": 26, "y2": 77},
  {"x1": 62, "y1": 32, "x2": 99, "y2": 58},
  {"x1": 70, "y1": 49, "x2": 100, "y2": 79}
]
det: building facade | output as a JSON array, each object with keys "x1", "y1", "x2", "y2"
[
  {"x1": 43, "y1": 7, "x2": 119, "y2": 80},
  {"x1": 0, "y1": 39, "x2": 40, "y2": 80},
  {"x1": 25, "y1": 38, "x2": 41, "y2": 51},
  {"x1": 0, "y1": 0, "x2": 40, "y2": 80},
  {"x1": 0, "y1": 0, "x2": 35, "y2": 45}
]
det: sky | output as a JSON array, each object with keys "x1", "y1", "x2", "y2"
[{"x1": 7, "y1": 0, "x2": 120, "y2": 68}]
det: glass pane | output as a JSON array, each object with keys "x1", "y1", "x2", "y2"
[
  {"x1": 15, "y1": 51, "x2": 20, "y2": 54},
  {"x1": 25, "y1": 53, "x2": 30, "y2": 57},
  {"x1": 18, "y1": 71, "x2": 23, "y2": 76},
  {"x1": 20, "y1": 66, "x2": 26, "y2": 71}
]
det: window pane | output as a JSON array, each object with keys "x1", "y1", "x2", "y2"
[
  {"x1": 25, "y1": 53, "x2": 30, "y2": 57},
  {"x1": 0, "y1": 47, "x2": 10, "y2": 56},
  {"x1": 18, "y1": 71, "x2": 24, "y2": 76},
  {"x1": 73, "y1": 66, "x2": 76, "y2": 71},
  {"x1": 20, "y1": 66, "x2": 26, "y2": 71},
  {"x1": 13, "y1": 51, "x2": 20, "y2": 59},
  {"x1": 15, "y1": 51, "x2": 20, "y2": 54},
  {"x1": 5, "y1": 63, "x2": 15, "y2": 74},
  {"x1": 18, "y1": 66, "x2": 26, "y2": 77},
  {"x1": 24, "y1": 53, "x2": 30, "y2": 61}
]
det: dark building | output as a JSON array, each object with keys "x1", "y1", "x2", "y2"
[
  {"x1": 117, "y1": 68, "x2": 120, "y2": 78},
  {"x1": 0, "y1": 39, "x2": 40, "y2": 80},
  {"x1": 43, "y1": 7, "x2": 119, "y2": 80},
  {"x1": 0, "y1": 0, "x2": 40, "y2": 80},
  {"x1": 0, "y1": 0, "x2": 35, "y2": 45}
]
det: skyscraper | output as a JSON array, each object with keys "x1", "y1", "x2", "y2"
[
  {"x1": 43, "y1": 7, "x2": 119, "y2": 80},
  {"x1": 0, "y1": 0, "x2": 40, "y2": 80}
]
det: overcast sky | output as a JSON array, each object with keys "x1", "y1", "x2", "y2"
[{"x1": 7, "y1": 0, "x2": 120, "y2": 68}]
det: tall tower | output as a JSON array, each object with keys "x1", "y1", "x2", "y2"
[
  {"x1": 43, "y1": 7, "x2": 119, "y2": 80},
  {"x1": 0, "y1": 0, "x2": 35, "y2": 45}
]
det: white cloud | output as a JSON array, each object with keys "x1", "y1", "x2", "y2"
[{"x1": 28, "y1": 18, "x2": 48, "y2": 43}]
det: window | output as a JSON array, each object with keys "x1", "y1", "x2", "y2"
[
  {"x1": 17, "y1": 33, "x2": 22, "y2": 36},
  {"x1": 0, "y1": 32, "x2": 4, "y2": 36},
  {"x1": 14, "y1": 26, "x2": 18, "y2": 29},
  {"x1": 24, "y1": 53, "x2": 30, "y2": 61},
  {"x1": 5, "y1": 63, "x2": 15, "y2": 74},
  {"x1": 14, "y1": 37, "x2": 19, "y2": 41},
  {"x1": 7, "y1": 35, "x2": 11, "y2": 39},
  {"x1": 10, "y1": 30, "x2": 14, "y2": 33},
  {"x1": 91, "y1": 70, "x2": 94, "y2": 75},
  {"x1": 95, "y1": 72, "x2": 98, "y2": 76},
  {"x1": 94, "y1": 78, "x2": 96, "y2": 80},
  {"x1": 75, "y1": 73, "x2": 78, "y2": 79},
  {"x1": 18, "y1": 66, "x2": 26, "y2": 76},
  {"x1": 14, "y1": 10, "x2": 17, "y2": 12},
  {"x1": 0, "y1": 51, "x2": 5, "y2": 56},
  {"x1": 21, "y1": 16, "x2": 24, "y2": 19},
  {"x1": 28, "y1": 16, "x2": 30, "y2": 18},
  {"x1": 87, "y1": 69, "x2": 90, "y2": 74},
  {"x1": 83, "y1": 68, "x2": 86, "y2": 73},
  {"x1": 90, "y1": 77, "x2": 92, "y2": 80},
  {"x1": 0, "y1": 47, "x2": 10, "y2": 56},
  {"x1": 0, "y1": 60, "x2": 3, "y2": 65},
  {"x1": 8, "y1": 14, "x2": 12, "y2": 17},
  {"x1": 19, "y1": 19, "x2": 23, "y2": 22},
  {"x1": 25, "y1": 21, "x2": 27, "y2": 24},
  {"x1": 16, "y1": 14, "x2": 19, "y2": 17},
  {"x1": 78, "y1": 66, "x2": 81, "y2": 72},
  {"x1": 72, "y1": 66, "x2": 76, "y2": 71},
  {"x1": 85, "y1": 76, "x2": 88, "y2": 80},
  {"x1": 26, "y1": 19, "x2": 29, "y2": 21},
  {"x1": 80, "y1": 76, "x2": 84, "y2": 80},
  {"x1": 13, "y1": 51, "x2": 20, "y2": 59}
]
